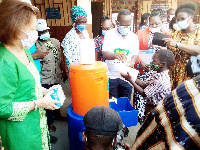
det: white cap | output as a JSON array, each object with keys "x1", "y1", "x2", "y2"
[
  {"x1": 18, "y1": 0, "x2": 32, "y2": 5},
  {"x1": 36, "y1": 19, "x2": 50, "y2": 31}
]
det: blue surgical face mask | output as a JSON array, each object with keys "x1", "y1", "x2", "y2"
[
  {"x1": 102, "y1": 30, "x2": 107, "y2": 36},
  {"x1": 39, "y1": 32, "x2": 50, "y2": 40},
  {"x1": 76, "y1": 25, "x2": 87, "y2": 32},
  {"x1": 118, "y1": 26, "x2": 131, "y2": 35},
  {"x1": 147, "y1": 21, "x2": 149, "y2": 26},
  {"x1": 177, "y1": 17, "x2": 190, "y2": 30}
]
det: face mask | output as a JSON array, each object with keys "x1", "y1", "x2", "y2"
[
  {"x1": 173, "y1": 23, "x2": 181, "y2": 31},
  {"x1": 149, "y1": 27, "x2": 161, "y2": 33},
  {"x1": 39, "y1": 32, "x2": 50, "y2": 40},
  {"x1": 169, "y1": 15, "x2": 175, "y2": 21},
  {"x1": 177, "y1": 17, "x2": 190, "y2": 30},
  {"x1": 118, "y1": 26, "x2": 131, "y2": 35},
  {"x1": 150, "y1": 62, "x2": 159, "y2": 71},
  {"x1": 76, "y1": 25, "x2": 87, "y2": 32},
  {"x1": 102, "y1": 30, "x2": 107, "y2": 36},
  {"x1": 147, "y1": 21, "x2": 149, "y2": 26},
  {"x1": 20, "y1": 30, "x2": 38, "y2": 49}
]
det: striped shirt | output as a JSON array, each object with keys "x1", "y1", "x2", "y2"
[
  {"x1": 132, "y1": 78, "x2": 200, "y2": 150},
  {"x1": 144, "y1": 70, "x2": 171, "y2": 106}
]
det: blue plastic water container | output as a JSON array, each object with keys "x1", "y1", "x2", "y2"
[
  {"x1": 67, "y1": 104, "x2": 85, "y2": 150},
  {"x1": 109, "y1": 97, "x2": 139, "y2": 127}
]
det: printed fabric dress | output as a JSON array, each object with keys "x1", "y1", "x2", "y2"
[
  {"x1": 61, "y1": 27, "x2": 90, "y2": 69},
  {"x1": 169, "y1": 24, "x2": 200, "y2": 90},
  {"x1": 94, "y1": 36, "x2": 104, "y2": 61},
  {"x1": 133, "y1": 77, "x2": 200, "y2": 149}
]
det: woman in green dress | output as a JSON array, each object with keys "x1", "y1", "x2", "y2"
[{"x1": 0, "y1": 1, "x2": 63, "y2": 150}]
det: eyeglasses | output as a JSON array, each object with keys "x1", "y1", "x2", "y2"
[{"x1": 176, "y1": 17, "x2": 189, "y2": 23}]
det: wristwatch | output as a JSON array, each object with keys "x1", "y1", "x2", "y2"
[
  {"x1": 175, "y1": 42, "x2": 181, "y2": 48},
  {"x1": 32, "y1": 100, "x2": 37, "y2": 111}
]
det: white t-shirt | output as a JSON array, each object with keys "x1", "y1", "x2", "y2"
[{"x1": 102, "y1": 28, "x2": 139, "y2": 79}]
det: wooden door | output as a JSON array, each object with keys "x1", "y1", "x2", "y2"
[{"x1": 91, "y1": 1, "x2": 103, "y2": 38}]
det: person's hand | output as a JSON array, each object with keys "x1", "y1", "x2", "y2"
[
  {"x1": 163, "y1": 38, "x2": 177, "y2": 47},
  {"x1": 126, "y1": 59, "x2": 135, "y2": 68},
  {"x1": 32, "y1": 47, "x2": 49, "y2": 59},
  {"x1": 122, "y1": 143, "x2": 131, "y2": 150},
  {"x1": 36, "y1": 92, "x2": 62, "y2": 110},
  {"x1": 116, "y1": 52, "x2": 127, "y2": 62},
  {"x1": 42, "y1": 85, "x2": 57, "y2": 96},
  {"x1": 42, "y1": 85, "x2": 61, "y2": 96},
  {"x1": 121, "y1": 72, "x2": 132, "y2": 83},
  {"x1": 140, "y1": 61, "x2": 151, "y2": 72}
]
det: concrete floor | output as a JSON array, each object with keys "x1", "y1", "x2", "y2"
[{"x1": 51, "y1": 80, "x2": 141, "y2": 150}]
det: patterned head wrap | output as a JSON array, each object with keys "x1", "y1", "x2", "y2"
[{"x1": 70, "y1": 6, "x2": 87, "y2": 22}]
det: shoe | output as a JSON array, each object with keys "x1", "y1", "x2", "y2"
[
  {"x1": 54, "y1": 116, "x2": 67, "y2": 121},
  {"x1": 50, "y1": 135, "x2": 58, "y2": 144},
  {"x1": 48, "y1": 124, "x2": 57, "y2": 132}
]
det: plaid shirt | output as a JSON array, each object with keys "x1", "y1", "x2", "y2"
[{"x1": 144, "y1": 70, "x2": 171, "y2": 106}]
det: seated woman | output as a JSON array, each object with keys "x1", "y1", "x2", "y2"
[
  {"x1": 134, "y1": 10, "x2": 171, "y2": 124},
  {"x1": 94, "y1": 16, "x2": 112, "y2": 61},
  {"x1": 132, "y1": 75, "x2": 200, "y2": 149},
  {"x1": 61, "y1": 6, "x2": 89, "y2": 69}
]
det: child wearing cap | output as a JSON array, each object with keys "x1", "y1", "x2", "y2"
[{"x1": 122, "y1": 50, "x2": 175, "y2": 117}]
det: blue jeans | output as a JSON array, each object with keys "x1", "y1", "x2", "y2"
[{"x1": 109, "y1": 78, "x2": 132, "y2": 101}]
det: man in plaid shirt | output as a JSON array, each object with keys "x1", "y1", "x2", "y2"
[{"x1": 122, "y1": 50, "x2": 175, "y2": 115}]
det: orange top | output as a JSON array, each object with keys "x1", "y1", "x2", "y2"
[
  {"x1": 135, "y1": 28, "x2": 172, "y2": 74},
  {"x1": 137, "y1": 27, "x2": 171, "y2": 50}
]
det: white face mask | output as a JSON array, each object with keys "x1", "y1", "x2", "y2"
[
  {"x1": 149, "y1": 27, "x2": 161, "y2": 33},
  {"x1": 177, "y1": 17, "x2": 190, "y2": 30},
  {"x1": 169, "y1": 15, "x2": 175, "y2": 21},
  {"x1": 173, "y1": 23, "x2": 181, "y2": 31},
  {"x1": 20, "y1": 30, "x2": 38, "y2": 49}
]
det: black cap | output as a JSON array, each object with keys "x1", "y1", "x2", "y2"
[{"x1": 83, "y1": 106, "x2": 123, "y2": 136}]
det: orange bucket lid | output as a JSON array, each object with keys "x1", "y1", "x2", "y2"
[{"x1": 69, "y1": 61, "x2": 108, "y2": 73}]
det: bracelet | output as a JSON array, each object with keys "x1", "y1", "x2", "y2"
[{"x1": 32, "y1": 100, "x2": 37, "y2": 111}]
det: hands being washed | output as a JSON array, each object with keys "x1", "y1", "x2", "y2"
[
  {"x1": 121, "y1": 72, "x2": 133, "y2": 83},
  {"x1": 116, "y1": 52, "x2": 127, "y2": 62},
  {"x1": 126, "y1": 59, "x2": 135, "y2": 68}
]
